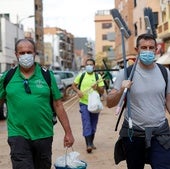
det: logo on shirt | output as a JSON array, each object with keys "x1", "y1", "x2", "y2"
[{"x1": 35, "y1": 80, "x2": 44, "y2": 88}]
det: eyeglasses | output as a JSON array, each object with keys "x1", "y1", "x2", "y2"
[{"x1": 23, "y1": 79, "x2": 31, "y2": 94}]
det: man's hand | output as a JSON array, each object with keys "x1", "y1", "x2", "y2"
[{"x1": 121, "y1": 80, "x2": 133, "y2": 89}]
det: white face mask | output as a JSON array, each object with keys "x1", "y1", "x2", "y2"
[
  {"x1": 85, "y1": 65, "x2": 94, "y2": 73},
  {"x1": 18, "y1": 54, "x2": 34, "y2": 68}
]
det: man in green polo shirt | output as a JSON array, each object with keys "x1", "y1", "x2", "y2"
[{"x1": 0, "y1": 39, "x2": 74, "y2": 169}]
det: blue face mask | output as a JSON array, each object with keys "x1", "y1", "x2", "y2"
[
  {"x1": 85, "y1": 65, "x2": 93, "y2": 73},
  {"x1": 139, "y1": 50, "x2": 155, "y2": 65}
]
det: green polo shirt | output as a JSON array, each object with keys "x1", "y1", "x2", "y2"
[
  {"x1": 74, "y1": 72, "x2": 104, "y2": 105},
  {"x1": 0, "y1": 63, "x2": 61, "y2": 140}
]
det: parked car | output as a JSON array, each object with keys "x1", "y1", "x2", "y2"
[
  {"x1": 52, "y1": 70, "x2": 76, "y2": 97},
  {"x1": 54, "y1": 74, "x2": 65, "y2": 97}
]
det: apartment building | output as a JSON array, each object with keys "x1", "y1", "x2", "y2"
[
  {"x1": 95, "y1": 10, "x2": 115, "y2": 68},
  {"x1": 44, "y1": 27, "x2": 74, "y2": 70}
]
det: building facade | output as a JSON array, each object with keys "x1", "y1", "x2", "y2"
[
  {"x1": 44, "y1": 27, "x2": 74, "y2": 70},
  {"x1": 94, "y1": 10, "x2": 116, "y2": 68},
  {"x1": 114, "y1": 0, "x2": 168, "y2": 65},
  {"x1": 0, "y1": 16, "x2": 24, "y2": 72},
  {"x1": 158, "y1": 0, "x2": 170, "y2": 53},
  {"x1": 114, "y1": 0, "x2": 136, "y2": 64}
]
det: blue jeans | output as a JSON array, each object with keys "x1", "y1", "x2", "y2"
[
  {"x1": 8, "y1": 136, "x2": 53, "y2": 169},
  {"x1": 79, "y1": 103, "x2": 99, "y2": 136}
]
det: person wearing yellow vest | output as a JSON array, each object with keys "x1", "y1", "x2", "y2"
[{"x1": 72, "y1": 58, "x2": 105, "y2": 153}]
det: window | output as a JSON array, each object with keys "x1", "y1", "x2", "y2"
[
  {"x1": 102, "y1": 34, "x2": 107, "y2": 40},
  {"x1": 134, "y1": 0, "x2": 137, "y2": 7},
  {"x1": 102, "y1": 23, "x2": 112, "y2": 29},
  {"x1": 134, "y1": 23, "x2": 137, "y2": 36},
  {"x1": 139, "y1": 17, "x2": 142, "y2": 29},
  {"x1": 153, "y1": 12, "x2": 158, "y2": 28}
]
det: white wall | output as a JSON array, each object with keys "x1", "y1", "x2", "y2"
[{"x1": 0, "y1": 17, "x2": 24, "y2": 72}]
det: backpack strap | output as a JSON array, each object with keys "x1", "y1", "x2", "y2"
[
  {"x1": 41, "y1": 67, "x2": 57, "y2": 125},
  {"x1": 95, "y1": 73, "x2": 99, "y2": 81},
  {"x1": 78, "y1": 72, "x2": 86, "y2": 90},
  {"x1": 41, "y1": 67, "x2": 51, "y2": 87},
  {"x1": 156, "y1": 63, "x2": 168, "y2": 95},
  {"x1": 4, "y1": 66, "x2": 17, "y2": 89}
]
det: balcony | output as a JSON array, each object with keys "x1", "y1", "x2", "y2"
[{"x1": 158, "y1": 20, "x2": 170, "y2": 39}]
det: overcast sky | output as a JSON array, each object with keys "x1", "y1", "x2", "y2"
[{"x1": 43, "y1": 0, "x2": 114, "y2": 40}]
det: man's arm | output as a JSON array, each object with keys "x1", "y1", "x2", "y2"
[
  {"x1": 72, "y1": 82, "x2": 84, "y2": 98},
  {"x1": 92, "y1": 84, "x2": 104, "y2": 95},
  {"x1": 53, "y1": 100, "x2": 74, "y2": 147},
  {"x1": 106, "y1": 80, "x2": 133, "y2": 108}
]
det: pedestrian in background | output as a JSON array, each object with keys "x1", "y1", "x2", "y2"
[
  {"x1": 0, "y1": 39, "x2": 74, "y2": 169},
  {"x1": 72, "y1": 58, "x2": 105, "y2": 153},
  {"x1": 107, "y1": 33, "x2": 170, "y2": 169}
]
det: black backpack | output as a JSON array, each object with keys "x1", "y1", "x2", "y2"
[{"x1": 3, "y1": 66, "x2": 57, "y2": 125}]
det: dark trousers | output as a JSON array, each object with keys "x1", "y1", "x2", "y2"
[
  {"x1": 150, "y1": 138, "x2": 170, "y2": 169},
  {"x1": 122, "y1": 137, "x2": 146, "y2": 169},
  {"x1": 122, "y1": 137, "x2": 170, "y2": 169},
  {"x1": 8, "y1": 136, "x2": 53, "y2": 169}
]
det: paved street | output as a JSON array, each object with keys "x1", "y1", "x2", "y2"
[{"x1": 0, "y1": 95, "x2": 153, "y2": 169}]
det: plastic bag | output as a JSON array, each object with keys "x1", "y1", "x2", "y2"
[
  {"x1": 87, "y1": 90, "x2": 103, "y2": 113},
  {"x1": 54, "y1": 151, "x2": 86, "y2": 168}
]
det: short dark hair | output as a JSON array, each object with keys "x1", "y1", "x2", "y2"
[
  {"x1": 86, "y1": 58, "x2": 95, "y2": 65},
  {"x1": 136, "y1": 33, "x2": 157, "y2": 48},
  {"x1": 15, "y1": 38, "x2": 36, "y2": 52}
]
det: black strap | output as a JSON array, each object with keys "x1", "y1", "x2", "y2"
[
  {"x1": 41, "y1": 67, "x2": 57, "y2": 125},
  {"x1": 78, "y1": 72, "x2": 86, "y2": 89},
  {"x1": 41, "y1": 67, "x2": 51, "y2": 87},
  {"x1": 3, "y1": 66, "x2": 17, "y2": 89},
  {"x1": 156, "y1": 63, "x2": 168, "y2": 95}
]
